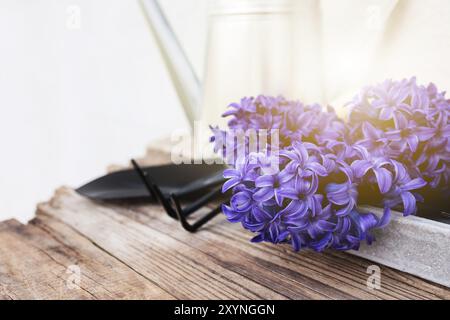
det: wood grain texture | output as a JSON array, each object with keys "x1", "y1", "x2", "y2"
[
  {"x1": 1, "y1": 147, "x2": 449, "y2": 300},
  {"x1": 38, "y1": 188, "x2": 284, "y2": 300},
  {"x1": 0, "y1": 216, "x2": 173, "y2": 300}
]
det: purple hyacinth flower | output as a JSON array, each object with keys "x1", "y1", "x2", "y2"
[
  {"x1": 326, "y1": 180, "x2": 358, "y2": 217},
  {"x1": 384, "y1": 160, "x2": 427, "y2": 216},
  {"x1": 322, "y1": 123, "x2": 358, "y2": 161},
  {"x1": 424, "y1": 163, "x2": 448, "y2": 188},
  {"x1": 330, "y1": 215, "x2": 360, "y2": 251},
  {"x1": 222, "y1": 205, "x2": 246, "y2": 224},
  {"x1": 282, "y1": 109, "x2": 315, "y2": 143},
  {"x1": 357, "y1": 122, "x2": 388, "y2": 156},
  {"x1": 214, "y1": 87, "x2": 447, "y2": 253},
  {"x1": 305, "y1": 204, "x2": 336, "y2": 241},
  {"x1": 371, "y1": 79, "x2": 411, "y2": 120},
  {"x1": 416, "y1": 137, "x2": 450, "y2": 172},
  {"x1": 280, "y1": 201, "x2": 335, "y2": 252},
  {"x1": 308, "y1": 232, "x2": 333, "y2": 252},
  {"x1": 247, "y1": 206, "x2": 282, "y2": 243},
  {"x1": 253, "y1": 173, "x2": 285, "y2": 206},
  {"x1": 223, "y1": 97, "x2": 256, "y2": 117},
  {"x1": 349, "y1": 207, "x2": 391, "y2": 245},
  {"x1": 410, "y1": 81, "x2": 431, "y2": 111},
  {"x1": 277, "y1": 175, "x2": 322, "y2": 217},
  {"x1": 230, "y1": 189, "x2": 254, "y2": 213},
  {"x1": 351, "y1": 146, "x2": 393, "y2": 194},
  {"x1": 222, "y1": 158, "x2": 258, "y2": 192},
  {"x1": 249, "y1": 152, "x2": 281, "y2": 175},
  {"x1": 386, "y1": 113, "x2": 435, "y2": 152},
  {"x1": 432, "y1": 113, "x2": 450, "y2": 141},
  {"x1": 279, "y1": 142, "x2": 328, "y2": 183},
  {"x1": 223, "y1": 97, "x2": 256, "y2": 129}
]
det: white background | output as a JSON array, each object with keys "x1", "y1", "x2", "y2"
[
  {"x1": 0, "y1": 0, "x2": 207, "y2": 222},
  {"x1": 1, "y1": 0, "x2": 449, "y2": 222}
]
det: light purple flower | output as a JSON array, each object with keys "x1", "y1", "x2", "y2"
[
  {"x1": 356, "y1": 122, "x2": 388, "y2": 156},
  {"x1": 384, "y1": 161, "x2": 427, "y2": 216},
  {"x1": 371, "y1": 79, "x2": 411, "y2": 120},
  {"x1": 222, "y1": 158, "x2": 258, "y2": 192},
  {"x1": 277, "y1": 175, "x2": 322, "y2": 217},
  {"x1": 279, "y1": 142, "x2": 328, "y2": 183},
  {"x1": 253, "y1": 173, "x2": 285, "y2": 206},
  {"x1": 351, "y1": 146, "x2": 393, "y2": 194},
  {"x1": 386, "y1": 113, "x2": 435, "y2": 152}
]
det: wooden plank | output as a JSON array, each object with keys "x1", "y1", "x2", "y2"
[
  {"x1": 37, "y1": 187, "x2": 450, "y2": 300},
  {"x1": 0, "y1": 218, "x2": 173, "y2": 299},
  {"x1": 38, "y1": 188, "x2": 286, "y2": 300},
  {"x1": 122, "y1": 202, "x2": 450, "y2": 300}
]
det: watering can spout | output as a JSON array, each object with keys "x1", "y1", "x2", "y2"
[{"x1": 140, "y1": 0, "x2": 201, "y2": 128}]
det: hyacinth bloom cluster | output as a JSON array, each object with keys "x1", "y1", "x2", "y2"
[
  {"x1": 211, "y1": 78, "x2": 449, "y2": 252},
  {"x1": 347, "y1": 77, "x2": 450, "y2": 195}
]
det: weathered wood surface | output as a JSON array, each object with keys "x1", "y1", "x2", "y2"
[{"x1": 1, "y1": 146, "x2": 449, "y2": 300}]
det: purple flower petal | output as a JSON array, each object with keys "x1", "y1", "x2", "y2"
[
  {"x1": 335, "y1": 200, "x2": 356, "y2": 217},
  {"x1": 442, "y1": 125, "x2": 450, "y2": 138},
  {"x1": 362, "y1": 122, "x2": 381, "y2": 140},
  {"x1": 223, "y1": 169, "x2": 239, "y2": 179},
  {"x1": 351, "y1": 160, "x2": 373, "y2": 178},
  {"x1": 222, "y1": 178, "x2": 241, "y2": 193},
  {"x1": 306, "y1": 161, "x2": 328, "y2": 176},
  {"x1": 309, "y1": 233, "x2": 332, "y2": 252},
  {"x1": 222, "y1": 204, "x2": 245, "y2": 223},
  {"x1": 277, "y1": 188, "x2": 298, "y2": 200},
  {"x1": 401, "y1": 191, "x2": 417, "y2": 216},
  {"x1": 416, "y1": 127, "x2": 436, "y2": 141},
  {"x1": 231, "y1": 191, "x2": 253, "y2": 212},
  {"x1": 282, "y1": 200, "x2": 309, "y2": 219},
  {"x1": 378, "y1": 207, "x2": 391, "y2": 228},
  {"x1": 374, "y1": 167, "x2": 393, "y2": 194},
  {"x1": 316, "y1": 220, "x2": 336, "y2": 232},
  {"x1": 379, "y1": 107, "x2": 394, "y2": 120},
  {"x1": 253, "y1": 187, "x2": 274, "y2": 203},
  {"x1": 326, "y1": 183, "x2": 352, "y2": 206},
  {"x1": 385, "y1": 130, "x2": 402, "y2": 141},
  {"x1": 255, "y1": 175, "x2": 274, "y2": 188},
  {"x1": 307, "y1": 194, "x2": 323, "y2": 216},
  {"x1": 273, "y1": 189, "x2": 284, "y2": 206},
  {"x1": 402, "y1": 178, "x2": 427, "y2": 191},
  {"x1": 406, "y1": 135, "x2": 419, "y2": 152}
]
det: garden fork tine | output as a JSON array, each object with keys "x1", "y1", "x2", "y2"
[
  {"x1": 170, "y1": 193, "x2": 223, "y2": 233},
  {"x1": 131, "y1": 159, "x2": 178, "y2": 219},
  {"x1": 132, "y1": 159, "x2": 225, "y2": 230}
]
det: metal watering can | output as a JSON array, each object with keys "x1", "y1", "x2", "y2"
[{"x1": 140, "y1": 0, "x2": 303, "y2": 129}]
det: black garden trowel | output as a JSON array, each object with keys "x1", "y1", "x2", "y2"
[{"x1": 76, "y1": 160, "x2": 228, "y2": 232}]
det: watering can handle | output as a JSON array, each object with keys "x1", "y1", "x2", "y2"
[{"x1": 140, "y1": 0, "x2": 201, "y2": 128}]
